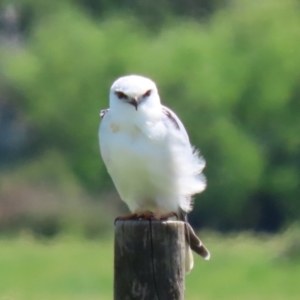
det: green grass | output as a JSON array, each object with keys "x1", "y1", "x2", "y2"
[{"x1": 0, "y1": 232, "x2": 299, "y2": 299}]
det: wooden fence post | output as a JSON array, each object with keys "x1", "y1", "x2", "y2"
[{"x1": 114, "y1": 220, "x2": 186, "y2": 300}]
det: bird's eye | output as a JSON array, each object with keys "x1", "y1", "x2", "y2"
[
  {"x1": 143, "y1": 89, "x2": 151, "y2": 98},
  {"x1": 115, "y1": 91, "x2": 128, "y2": 99}
]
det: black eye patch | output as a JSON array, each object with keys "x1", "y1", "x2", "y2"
[
  {"x1": 143, "y1": 89, "x2": 151, "y2": 97},
  {"x1": 115, "y1": 91, "x2": 128, "y2": 99}
]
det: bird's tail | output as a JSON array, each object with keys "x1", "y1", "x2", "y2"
[
  {"x1": 179, "y1": 208, "x2": 210, "y2": 273},
  {"x1": 185, "y1": 242, "x2": 194, "y2": 273}
]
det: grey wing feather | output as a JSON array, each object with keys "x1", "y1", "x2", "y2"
[{"x1": 163, "y1": 106, "x2": 209, "y2": 258}]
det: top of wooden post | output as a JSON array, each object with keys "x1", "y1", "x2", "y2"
[{"x1": 114, "y1": 220, "x2": 186, "y2": 300}]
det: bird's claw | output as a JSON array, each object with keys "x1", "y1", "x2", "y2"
[
  {"x1": 114, "y1": 213, "x2": 138, "y2": 224},
  {"x1": 137, "y1": 211, "x2": 155, "y2": 220},
  {"x1": 114, "y1": 211, "x2": 178, "y2": 224}
]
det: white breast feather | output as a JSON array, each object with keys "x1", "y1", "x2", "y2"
[{"x1": 99, "y1": 104, "x2": 206, "y2": 213}]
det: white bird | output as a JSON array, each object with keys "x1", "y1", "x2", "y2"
[{"x1": 99, "y1": 75, "x2": 210, "y2": 273}]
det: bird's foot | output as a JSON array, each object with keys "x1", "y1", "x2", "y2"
[
  {"x1": 136, "y1": 211, "x2": 177, "y2": 221},
  {"x1": 154, "y1": 212, "x2": 178, "y2": 221},
  {"x1": 114, "y1": 213, "x2": 138, "y2": 223},
  {"x1": 114, "y1": 211, "x2": 178, "y2": 223},
  {"x1": 137, "y1": 211, "x2": 154, "y2": 220},
  {"x1": 114, "y1": 211, "x2": 154, "y2": 223}
]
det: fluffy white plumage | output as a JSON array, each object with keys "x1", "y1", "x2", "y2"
[{"x1": 99, "y1": 75, "x2": 208, "y2": 272}]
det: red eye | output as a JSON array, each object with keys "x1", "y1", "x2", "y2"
[
  {"x1": 143, "y1": 89, "x2": 151, "y2": 97},
  {"x1": 115, "y1": 91, "x2": 127, "y2": 99}
]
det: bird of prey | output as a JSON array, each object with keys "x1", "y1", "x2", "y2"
[{"x1": 99, "y1": 75, "x2": 210, "y2": 273}]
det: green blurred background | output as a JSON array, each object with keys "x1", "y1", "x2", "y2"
[{"x1": 0, "y1": 0, "x2": 300, "y2": 299}]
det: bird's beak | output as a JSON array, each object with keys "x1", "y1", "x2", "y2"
[{"x1": 129, "y1": 97, "x2": 139, "y2": 111}]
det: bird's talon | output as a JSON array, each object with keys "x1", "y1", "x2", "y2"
[
  {"x1": 138, "y1": 212, "x2": 154, "y2": 220},
  {"x1": 114, "y1": 213, "x2": 138, "y2": 224}
]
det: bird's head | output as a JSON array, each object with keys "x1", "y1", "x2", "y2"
[{"x1": 109, "y1": 75, "x2": 160, "y2": 113}]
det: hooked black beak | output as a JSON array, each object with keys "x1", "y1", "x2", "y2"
[{"x1": 129, "y1": 97, "x2": 139, "y2": 110}]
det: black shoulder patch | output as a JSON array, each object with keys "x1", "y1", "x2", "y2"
[{"x1": 162, "y1": 107, "x2": 180, "y2": 130}]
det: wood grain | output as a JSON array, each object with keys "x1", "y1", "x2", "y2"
[{"x1": 114, "y1": 220, "x2": 185, "y2": 300}]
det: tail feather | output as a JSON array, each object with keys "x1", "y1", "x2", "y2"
[
  {"x1": 185, "y1": 221, "x2": 210, "y2": 260},
  {"x1": 185, "y1": 243, "x2": 194, "y2": 274},
  {"x1": 178, "y1": 207, "x2": 210, "y2": 272}
]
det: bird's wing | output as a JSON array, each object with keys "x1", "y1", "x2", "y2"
[
  {"x1": 100, "y1": 108, "x2": 109, "y2": 119},
  {"x1": 161, "y1": 105, "x2": 190, "y2": 143}
]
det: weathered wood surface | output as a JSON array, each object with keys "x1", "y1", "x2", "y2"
[{"x1": 114, "y1": 220, "x2": 186, "y2": 300}]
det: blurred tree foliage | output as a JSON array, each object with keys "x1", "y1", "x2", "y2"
[
  {"x1": 2, "y1": 0, "x2": 300, "y2": 232},
  {"x1": 0, "y1": 150, "x2": 114, "y2": 237},
  {"x1": 13, "y1": 0, "x2": 226, "y2": 33}
]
